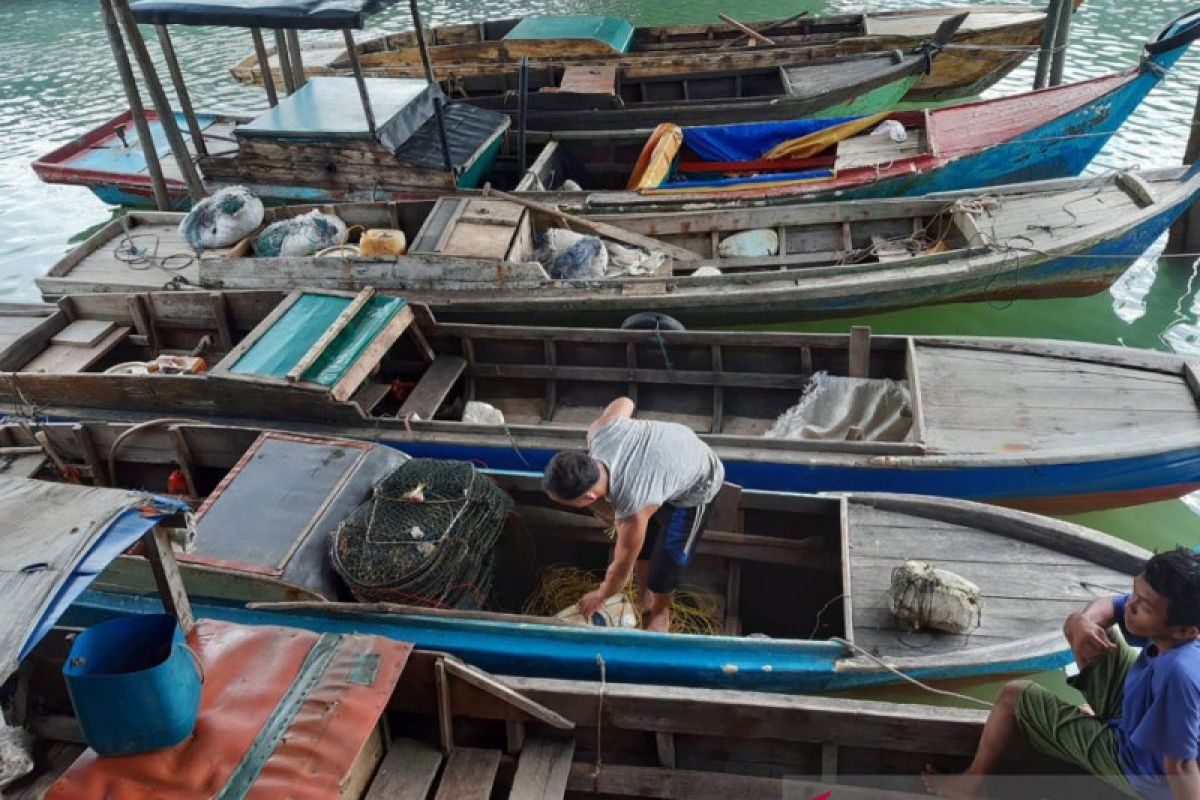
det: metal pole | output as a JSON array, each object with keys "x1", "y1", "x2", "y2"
[
  {"x1": 517, "y1": 56, "x2": 529, "y2": 176},
  {"x1": 154, "y1": 24, "x2": 206, "y2": 157},
  {"x1": 250, "y1": 28, "x2": 278, "y2": 106},
  {"x1": 112, "y1": 0, "x2": 205, "y2": 202},
  {"x1": 409, "y1": 0, "x2": 453, "y2": 173},
  {"x1": 97, "y1": 0, "x2": 170, "y2": 210},
  {"x1": 274, "y1": 29, "x2": 296, "y2": 94},
  {"x1": 285, "y1": 30, "x2": 307, "y2": 89},
  {"x1": 1048, "y1": 0, "x2": 1074, "y2": 87},
  {"x1": 1032, "y1": 0, "x2": 1062, "y2": 90},
  {"x1": 343, "y1": 29, "x2": 376, "y2": 133}
]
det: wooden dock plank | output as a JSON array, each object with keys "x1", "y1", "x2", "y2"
[
  {"x1": 433, "y1": 748, "x2": 501, "y2": 800},
  {"x1": 366, "y1": 737, "x2": 444, "y2": 800},
  {"x1": 508, "y1": 737, "x2": 576, "y2": 800}
]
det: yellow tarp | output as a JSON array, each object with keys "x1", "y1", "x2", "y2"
[
  {"x1": 762, "y1": 112, "x2": 890, "y2": 161},
  {"x1": 627, "y1": 123, "x2": 684, "y2": 190}
]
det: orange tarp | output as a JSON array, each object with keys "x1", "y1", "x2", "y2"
[{"x1": 49, "y1": 620, "x2": 410, "y2": 799}]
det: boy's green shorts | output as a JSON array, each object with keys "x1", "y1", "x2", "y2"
[{"x1": 1014, "y1": 628, "x2": 1138, "y2": 796}]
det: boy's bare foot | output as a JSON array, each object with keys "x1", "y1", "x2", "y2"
[{"x1": 920, "y1": 764, "x2": 986, "y2": 799}]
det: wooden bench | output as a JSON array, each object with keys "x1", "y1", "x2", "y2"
[
  {"x1": 399, "y1": 355, "x2": 467, "y2": 421},
  {"x1": 365, "y1": 738, "x2": 444, "y2": 800},
  {"x1": 509, "y1": 738, "x2": 576, "y2": 800},
  {"x1": 433, "y1": 748, "x2": 501, "y2": 800}
]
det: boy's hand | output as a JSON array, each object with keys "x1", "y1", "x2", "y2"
[{"x1": 1065, "y1": 613, "x2": 1117, "y2": 668}]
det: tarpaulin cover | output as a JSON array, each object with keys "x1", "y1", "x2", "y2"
[
  {"x1": 48, "y1": 620, "x2": 411, "y2": 799},
  {"x1": 682, "y1": 116, "x2": 867, "y2": 163},
  {"x1": 231, "y1": 293, "x2": 407, "y2": 386},
  {"x1": 0, "y1": 477, "x2": 185, "y2": 683},
  {"x1": 129, "y1": 0, "x2": 400, "y2": 30},
  {"x1": 237, "y1": 77, "x2": 443, "y2": 154},
  {"x1": 503, "y1": 15, "x2": 635, "y2": 53},
  {"x1": 655, "y1": 168, "x2": 833, "y2": 190}
]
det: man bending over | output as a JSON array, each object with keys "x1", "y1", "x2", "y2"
[{"x1": 541, "y1": 396, "x2": 725, "y2": 632}]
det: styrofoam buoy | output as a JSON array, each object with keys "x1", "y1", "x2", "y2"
[
  {"x1": 254, "y1": 210, "x2": 348, "y2": 258},
  {"x1": 178, "y1": 186, "x2": 264, "y2": 251}
]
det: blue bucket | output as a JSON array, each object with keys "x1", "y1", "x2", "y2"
[{"x1": 63, "y1": 614, "x2": 202, "y2": 756}]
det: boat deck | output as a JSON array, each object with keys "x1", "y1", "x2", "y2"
[
  {"x1": 913, "y1": 341, "x2": 1200, "y2": 453},
  {"x1": 846, "y1": 501, "x2": 1131, "y2": 658}
]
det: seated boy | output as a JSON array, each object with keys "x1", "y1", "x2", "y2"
[{"x1": 924, "y1": 547, "x2": 1200, "y2": 800}]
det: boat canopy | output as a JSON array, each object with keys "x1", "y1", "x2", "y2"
[
  {"x1": 0, "y1": 477, "x2": 186, "y2": 683},
  {"x1": 129, "y1": 0, "x2": 401, "y2": 29},
  {"x1": 502, "y1": 15, "x2": 635, "y2": 53}
]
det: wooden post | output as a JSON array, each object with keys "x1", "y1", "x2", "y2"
[
  {"x1": 1048, "y1": 0, "x2": 1074, "y2": 87},
  {"x1": 154, "y1": 24, "x2": 206, "y2": 157},
  {"x1": 1032, "y1": 0, "x2": 1062, "y2": 90},
  {"x1": 97, "y1": 0, "x2": 170, "y2": 211},
  {"x1": 1169, "y1": 86, "x2": 1200, "y2": 255},
  {"x1": 284, "y1": 30, "x2": 306, "y2": 89},
  {"x1": 111, "y1": 0, "x2": 205, "y2": 202},
  {"x1": 343, "y1": 29, "x2": 376, "y2": 133},
  {"x1": 409, "y1": 0, "x2": 454, "y2": 173},
  {"x1": 143, "y1": 526, "x2": 194, "y2": 633},
  {"x1": 250, "y1": 29, "x2": 279, "y2": 107},
  {"x1": 848, "y1": 325, "x2": 871, "y2": 378},
  {"x1": 274, "y1": 30, "x2": 296, "y2": 94}
]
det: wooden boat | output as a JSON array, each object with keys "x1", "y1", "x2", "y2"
[
  {"x1": 30, "y1": 5, "x2": 1199, "y2": 211},
  {"x1": 4, "y1": 289, "x2": 1200, "y2": 513},
  {"x1": 6, "y1": 493, "x2": 1130, "y2": 800},
  {"x1": 229, "y1": 4, "x2": 1083, "y2": 104},
  {"x1": 0, "y1": 422, "x2": 1146, "y2": 693},
  {"x1": 429, "y1": 25, "x2": 962, "y2": 135},
  {"x1": 35, "y1": 167, "x2": 1200, "y2": 323}
]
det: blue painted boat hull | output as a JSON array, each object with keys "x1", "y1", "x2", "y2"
[{"x1": 68, "y1": 589, "x2": 1071, "y2": 692}]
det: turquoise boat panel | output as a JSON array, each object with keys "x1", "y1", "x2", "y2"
[
  {"x1": 231, "y1": 293, "x2": 407, "y2": 386},
  {"x1": 503, "y1": 15, "x2": 634, "y2": 53},
  {"x1": 68, "y1": 113, "x2": 216, "y2": 174},
  {"x1": 455, "y1": 134, "x2": 503, "y2": 188},
  {"x1": 237, "y1": 77, "x2": 436, "y2": 143}
]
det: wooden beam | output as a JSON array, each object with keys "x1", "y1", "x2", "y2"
[
  {"x1": 848, "y1": 325, "x2": 871, "y2": 378},
  {"x1": 343, "y1": 29, "x2": 376, "y2": 133},
  {"x1": 154, "y1": 24, "x2": 207, "y2": 157},
  {"x1": 365, "y1": 738, "x2": 443, "y2": 800},
  {"x1": 169, "y1": 425, "x2": 199, "y2": 497},
  {"x1": 442, "y1": 657, "x2": 574, "y2": 730},
  {"x1": 143, "y1": 526, "x2": 194, "y2": 633},
  {"x1": 655, "y1": 731, "x2": 676, "y2": 769},
  {"x1": 287, "y1": 287, "x2": 376, "y2": 382},
  {"x1": 284, "y1": 30, "x2": 306, "y2": 90},
  {"x1": 97, "y1": 0, "x2": 170, "y2": 211},
  {"x1": 273, "y1": 30, "x2": 296, "y2": 94},
  {"x1": 71, "y1": 423, "x2": 108, "y2": 486},
  {"x1": 509, "y1": 737, "x2": 575, "y2": 800},
  {"x1": 717, "y1": 14, "x2": 775, "y2": 45},
  {"x1": 208, "y1": 291, "x2": 234, "y2": 352},
  {"x1": 435, "y1": 656, "x2": 454, "y2": 754},
  {"x1": 249, "y1": 29, "x2": 278, "y2": 106}
]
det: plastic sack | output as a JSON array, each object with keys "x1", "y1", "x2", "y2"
[
  {"x1": 888, "y1": 560, "x2": 982, "y2": 634},
  {"x1": 178, "y1": 186, "x2": 264, "y2": 251},
  {"x1": 718, "y1": 229, "x2": 778, "y2": 258},
  {"x1": 462, "y1": 400, "x2": 505, "y2": 425},
  {"x1": 557, "y1": 593, "x2": 640, "y2": 628},
  {"x1": 0, "y1": 710, "x2": 33, "y2": 791},
  {"x1": 254, "y1": 210, "x2": 348, "y2": 258},
  {"x1": 869, "y1": 120, "x2": 908, "y2": 143},
  {"x1": 537, "y1": 229, "x2": 608, "y2": 280}
]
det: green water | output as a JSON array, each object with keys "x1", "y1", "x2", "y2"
[{"x1": 3, "y1": 0, "x2": 1200, "y2": 703}]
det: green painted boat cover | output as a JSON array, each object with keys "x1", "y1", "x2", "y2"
[
  {"x1": 503, "y1": 16, "x2": 634, "y2": 53},
  {"x1": 232, "y1": 293, "x2": 407, "y2": 387},
  {"x1": 237, "y1": 77, "x2": 439, "y2": 153}
]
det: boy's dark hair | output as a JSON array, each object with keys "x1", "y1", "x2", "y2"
[
  {"x1": 1145, "y1": 547, "x2": 1200, "y2": 627},
  {"x1": 542, "y1": 451, "x2": 601, "y2": 500}
]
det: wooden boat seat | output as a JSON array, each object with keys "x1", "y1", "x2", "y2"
[
  {"x1": 556, "y1": 65, "x2": 618, "y2": 95},
  {"x1": 433, "y1": 747, "x2": 501, "y2": 800},
  {"x1": 364, "y1": 738, "x2": 443, "y2": 800},
  {"x1": 399, "y1": 355, "x2": 467, "y2": 421},
  {"x1": 834, "y1": 130, "x2": 924, "y2": 171},
  {"x1": 508, "y1": 738, "x2": 575, "y2": 799},
  {"x1": 411, "y1": 197, "x2": 535, "y2": 262},
  {"x1": 21, "y1": 323, "x2": 131, "y2": 374}
]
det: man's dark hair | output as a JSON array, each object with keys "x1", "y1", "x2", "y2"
[
  {"x1": 1145, "y1": 547, "x2": 1200, "y2": 627},
  {"x1": 542, "y1": 451, "x2": 601, "y2": 500}
]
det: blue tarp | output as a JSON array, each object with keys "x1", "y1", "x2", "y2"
[
  {"x1": 129, "y1": 0, "x2": 400, "y2": 30},
  {"x1": 682, "y1": 116, "x2": 865, "y2": 163},
  {"x1": 658, "y1": 169, "x2": 834, "y2": 191}
]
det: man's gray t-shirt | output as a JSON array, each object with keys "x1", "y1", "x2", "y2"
[{"x1": 589, "y1": 417, "x2": 724, "y2": 520}]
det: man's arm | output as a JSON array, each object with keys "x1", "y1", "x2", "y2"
[
  {"x1": 578, "y1": 506, "x2": 655, "y2": 619},
  {"x1": 587, "y1": 396, "x2": 636, "y2": 442},
  {"x1": 1063, "y1": 596, "x2": 1118, "y2": 668},
  {"x1": 1165, "y1": 756, "x2": 1200, "y2": 800}
]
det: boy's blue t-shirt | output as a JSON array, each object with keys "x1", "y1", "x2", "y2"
[{"x1": 1113, "y1": 593, "x2": 1200, "y2": 800}]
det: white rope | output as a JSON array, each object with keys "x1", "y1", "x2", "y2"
[{"x1": 831, "y1": 636, "x2": 994, "y2": 709}]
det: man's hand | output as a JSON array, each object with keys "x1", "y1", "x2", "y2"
[
  {"x1": 1064, "y1": 612, "x2": 1116, "y2": 668},
  {"x1": 1164, "y1": 756, "x2": 1200, "y2": 800},
  {"x1": 578, "y1": 588, "x2": 608, "y2": 623}
]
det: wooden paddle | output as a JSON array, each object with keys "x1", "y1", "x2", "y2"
[
  {"x1": 718, "y1": 14, "x2": 776, "y2": 46},
  {"x1": 717, "y1": 10, "x2": 810, "y2": 49}
]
